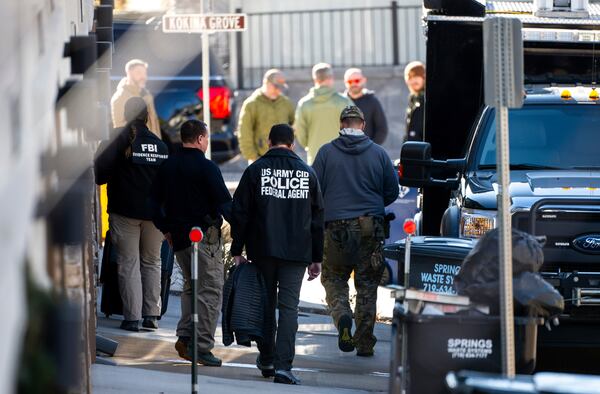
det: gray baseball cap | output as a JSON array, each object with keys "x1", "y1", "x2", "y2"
[{"x1": 264, "y1": 69, "x2": 289, "y2": 90}]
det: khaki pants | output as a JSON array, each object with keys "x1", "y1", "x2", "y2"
[
  {"x1": 109, "y1": 213, "x2": 163, "y2": 321},
  {"x1": 175, "y1": 237, "x2": 223, "y2": 352}
]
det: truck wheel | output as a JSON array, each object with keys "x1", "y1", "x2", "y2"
[{"x1": 441, "y1": 206, "x2": 460, "y2": 237}]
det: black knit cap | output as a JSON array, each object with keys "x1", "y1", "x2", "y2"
[
  {"x1": 340, "y1": 105, "x2": 365, "y2": 121},
  {"x1": 269, "y1": 123, "x2": 294, "y2": 146}
]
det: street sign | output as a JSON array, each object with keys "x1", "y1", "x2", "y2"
[
  {"x1": 483, "y1": 16, "x2": 524, "y2": 379},
  {"x1": 484, "y1": 17, "x2": 523, "y2": 108},
  {"x1": 162, "y1": 12, "x2": 247, "y2": 160},
  {"x1": 162, "y1": 13, "x2": 247, "y2": 33}
]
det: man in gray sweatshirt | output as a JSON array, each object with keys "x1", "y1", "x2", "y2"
[{"x1": 312, "y1": 106, "x2": 399, "y2": 357}]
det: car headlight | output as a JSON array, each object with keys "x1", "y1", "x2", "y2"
[{"x1": 460, "y1": 209, "x2": 496, "y2": 238}]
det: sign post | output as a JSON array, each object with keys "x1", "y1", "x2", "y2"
[
  {"x1": 189, "y1": 227, "x2": 204, "y2": 394},
  {"x1": 401, "y1": 219, "x2": 416, "y2": 393},
  {"x1": 202, "y1": 32, "x2": 211, "y2": 159},
  {"x1": 483, "y1": 16, "x2": 523, "y2": 378},
  {"x1": 162, "y1": 12, "x2": 247, "y2": 160}
]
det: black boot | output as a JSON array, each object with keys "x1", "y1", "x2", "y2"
[
  {"x1": 175, "y1": 337, "x2": 190, "y2": 361},
  {"x1": 337, "y1": 315, "x2": 355, "y2": 352},
  {"x1": 256, "y1": 355, "x2": 275, "y2": 378},
  {"x1": 274, "y1": 370, "x2": 301, "y2": 385},
  {"x1": 120, "y1": 320, "x2": 139, "y2": 332},
  {"x1": 142, "y1": 316, "x2": 159, "y2": 329}
]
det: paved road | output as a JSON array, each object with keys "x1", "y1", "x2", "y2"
[{"x1": 94, "y1": 286, "x2": 391, "y2": 393}]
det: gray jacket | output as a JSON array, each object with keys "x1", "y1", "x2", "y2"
[{"x1": 312, "y1": 129, "x2": 399, "y2": 222}]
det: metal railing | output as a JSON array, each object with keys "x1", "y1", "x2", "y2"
[{"x1": 236, "y1": 1, "x2": 424, "y2": 88}]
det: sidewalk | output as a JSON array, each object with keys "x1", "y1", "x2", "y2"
[
  {"x1": 168, "y1": 255, "x2": 396, "y2": 320},
  {"x1": 92, "y1": 363, "x2": 376, "y2": 394},
  {"x1": 94, "y1": 288, "x2": 390, "y2": 393},
  {"x1": 298, "y1": 271, "x2": 396, "y2": 320}
]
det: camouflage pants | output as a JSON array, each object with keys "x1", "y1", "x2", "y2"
[{"x1": 321, "y1": 217, "x2": 385, "y2": 353}]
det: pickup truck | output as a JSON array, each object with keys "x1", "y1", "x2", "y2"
[{"x1": 399, "y1": 0, "x2": 600, "y2": 354}]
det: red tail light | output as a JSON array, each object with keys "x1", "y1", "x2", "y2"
[
  {"x1": 398, "y1": 164, "x2": 404, "y2": 179},
  {"x1": 198, "y1": 86, "x2": 231, "y2": 119}
]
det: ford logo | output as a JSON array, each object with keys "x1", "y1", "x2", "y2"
[{"x1": 572, "y1": 234, "x2": 600, "y2": 254}]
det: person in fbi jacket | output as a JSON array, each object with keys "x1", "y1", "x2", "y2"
[{"x1": 94, "y1": 97, "x2": 169, "y2": 332}]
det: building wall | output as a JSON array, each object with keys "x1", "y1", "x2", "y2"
[
  {"x1": 0, "y1": 0, "x2": 97, "y2": 392},
  {"x1": 228, "y1": 0, "x2": 425, "y2": 89}
]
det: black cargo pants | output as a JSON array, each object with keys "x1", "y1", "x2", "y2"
[{"x1": 254, "y1": 257, "x2": 306, "y2": 371}]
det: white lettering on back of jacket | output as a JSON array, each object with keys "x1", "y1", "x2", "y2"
[{"x1": 260, "y1": 168, "x2": 309, "y2": 199}]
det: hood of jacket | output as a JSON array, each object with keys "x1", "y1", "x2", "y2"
[
  {"x1": 344, "y1": 89, "x2": 375, "y2": 100},
  {"x1": 331, "y1": 129, "x2": 373, "y2": 155},
  {"x1": 308, "y1": 86, "x2": 340, "y2": 103},
  {"x1": 250, "y1": 88, "x2": 289, "y2": 105},
  {"x1": 116, "y1": 77, "x2": 145, "y2": 96}
]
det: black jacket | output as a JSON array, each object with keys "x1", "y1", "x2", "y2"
[
  {"x1": 405, "y1": 91, "x2": 424, "y2": 142},
  {"x1": 222, "y1": 264, "x2": 268, "y2": 347},
  {"x1": 94, "y1": 121, "x2": 168, "y2": 220},
  {"x1": 151, "y1": 147, "x2": 232, "y2": 251},
  {"x1": 345, "y1": 90, "x2": 388, "y2": 145},
  {"x1": 231, "y1": 147, "x2": 324, "y2": 264}
]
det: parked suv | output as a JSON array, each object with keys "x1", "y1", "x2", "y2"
[{"x1": 112, "y1": 14, "x2": 239, "y2": 163}]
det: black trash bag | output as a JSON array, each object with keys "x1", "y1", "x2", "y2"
[
  {"x1": 514, "y1": 272, "x2": 564, "y2": 318},
  {"x1": 455, "y1": 228, "x2": 545, "y2": 291},
  {"x1": 454, "y1": 228, "x2": 562, "y2": 316}
]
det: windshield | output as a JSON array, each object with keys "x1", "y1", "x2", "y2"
[{"x1": 477, "y1": 105, "x2": 600, "y2": 170}]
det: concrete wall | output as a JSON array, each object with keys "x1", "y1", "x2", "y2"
[{"x1": 0, "y1": 0, "x2": 97, "y2": 391}]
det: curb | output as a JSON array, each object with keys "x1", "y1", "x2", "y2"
[
  {"x1": 171, "y1": 290, "x2": 331, "y2": 316},
  {"x1": 299, "y1": 305, "x2": 329, "y2": 316}
]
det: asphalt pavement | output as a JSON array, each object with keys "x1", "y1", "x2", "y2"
[{"x1": 93, "y1": 272, "x2": 392, "y2": 393}]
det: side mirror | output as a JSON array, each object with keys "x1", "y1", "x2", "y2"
[
  {"x1": 400, "y1": 142, "x2": 432, "y2": 187},
  {"x1": 399, "y1": 141, "x2": 466, "y2": 188}
]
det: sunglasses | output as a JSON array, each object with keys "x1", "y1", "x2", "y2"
[{"x1": 346, "y1": 78, "x2": 362, "y2": 85}]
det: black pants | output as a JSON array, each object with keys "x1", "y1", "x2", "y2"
[{"x1": 255, "y1": 258, "x2": 306, "y2": 371}]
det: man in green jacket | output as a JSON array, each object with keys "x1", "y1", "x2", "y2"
[
  {"x1": 237, "y1": 69, "x2": 295, "y2": 163},
  {"x1": 294, "y1": 63, "x2": 353, "y2": 165}
]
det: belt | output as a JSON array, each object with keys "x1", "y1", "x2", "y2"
[{"x1": 325, "y1": 217, "x2": 360, "y2": 227}]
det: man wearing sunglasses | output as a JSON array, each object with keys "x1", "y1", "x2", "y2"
[{"x1": 343, "y1": 68, "x2": 388, "y2": 145}]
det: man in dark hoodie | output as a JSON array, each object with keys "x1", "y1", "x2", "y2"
[
  {"x1": 312, "y1": 106, "x2": 399, "y2": 357},
  {"x1": 343, "y1": 68, "x2": 388, "y2": 145}
]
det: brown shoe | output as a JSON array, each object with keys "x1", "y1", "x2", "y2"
[{"x1": 175, "y1": 337, "x2": 191, "y2": 361}]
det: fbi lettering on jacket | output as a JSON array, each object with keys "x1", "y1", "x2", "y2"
[{"x1": 260, "y1": 168, "x2": 309, "y2": 199}]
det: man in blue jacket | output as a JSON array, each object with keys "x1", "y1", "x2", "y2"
[
  {"x1": 230, "y1": 124, "x2": 324, "y2": 385},
  {"x1": 312, "y1": 106, "x2": 399, "y2": 358}
]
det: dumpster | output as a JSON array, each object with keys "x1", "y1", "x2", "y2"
[
  {"x1": 383, "y1": 237, "x2": 475, "y2": 293},
  {"x1": 446, "y1": 370, "x2": 600, "y2": 394},
  {"x1": 392, "y1": 310, "x2": 540, "y2": 393},
  {"x1": 389, "y1": 289, "x2": 541, "y2": 394}
]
